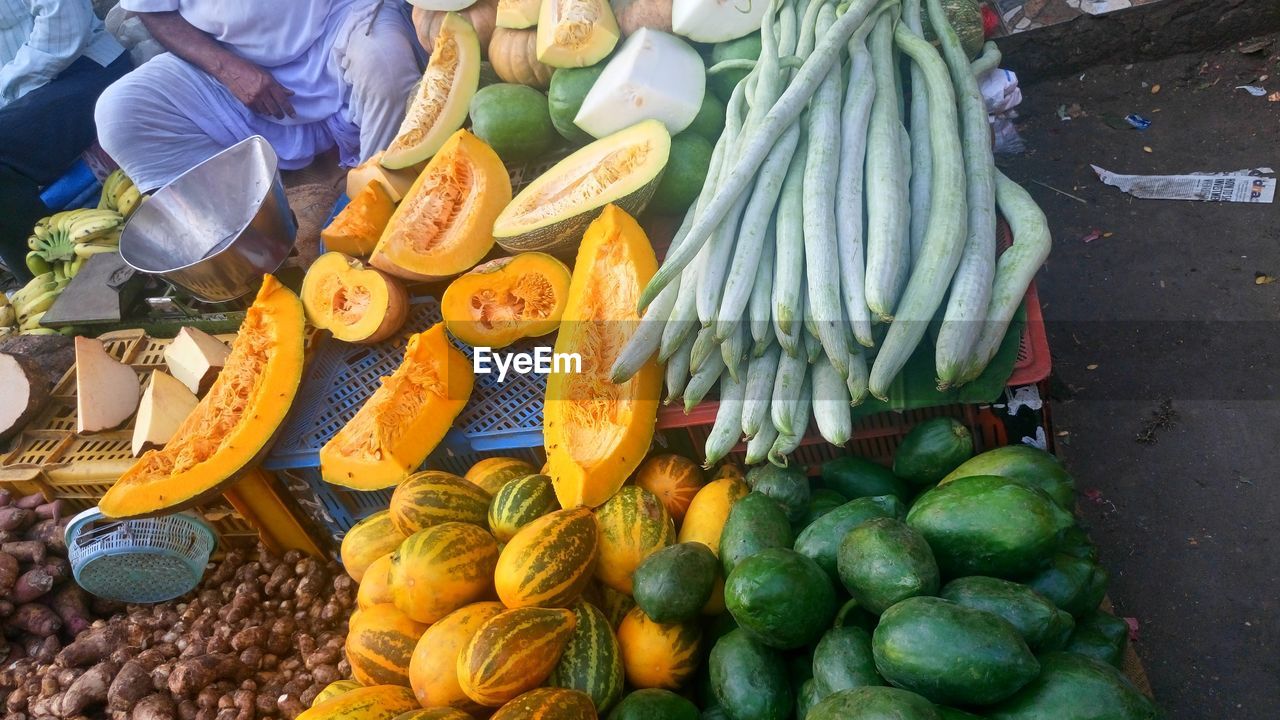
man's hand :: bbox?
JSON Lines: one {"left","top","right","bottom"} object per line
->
{"left": 136, "top": 11, "right": 297, "bottom": 120}
{"left": 218, "top": 54, "right": 296, "bottom": 120}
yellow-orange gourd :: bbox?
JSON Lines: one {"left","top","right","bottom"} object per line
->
{"left": 441, "top": 252, "right": 571, "bottom": 349}
{"left": 302, "top": 252, "right": 409, "bottom": 344}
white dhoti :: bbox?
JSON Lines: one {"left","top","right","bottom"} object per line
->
{"left": 95, "top": 0, "right": 421, "bottom": 192}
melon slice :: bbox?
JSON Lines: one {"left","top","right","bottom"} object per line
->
{"left": 0, "top": 353, "right": 48, "bottom": 442}
{"left": 574, "top": 28, "right": 705, "bottom": 138}
{"left": 75, "top": 337, "right": 141, "bottom": 434}
{"left": 536, "top": 0, "right": 621, "bottom": 68}
{"left": 164, "top": 327, "right": 230, "bottom": 395}
{"left": 346, "top": 152, "right": 422, "bottom": 202}
{"left": 322, "top": 181, "right": 396, "bottom": 257}
{"left": 492, "top": 119, "right": 671, "bottom": 256}
{"left": 131, "top": 371, "right": 199, "bottom": 457}
{"left": 496, "top": 0, "right": 540, "bottom": 28}
{"left": 382, "top": 13, "right": 482, "bottom": 170}
{"left": 671, "top": 0, "right": 769, "bottom": 43}
{"left": 408, "top": 0, "right": 479, "bottom": 10}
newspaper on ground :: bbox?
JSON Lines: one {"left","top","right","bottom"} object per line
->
{"left": 1091, "top": 166, "right": 1276, "bottom": 203}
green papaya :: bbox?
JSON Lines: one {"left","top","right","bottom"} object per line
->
{"left": 709, "top": 629, "right": 793, "bottom": 720}
{"left": 725, "top": 548, "right": 837, "bottom": 649}
{"left": 987, "top": 652, "right": 1160, "bottom": 720}
{"left": 893, "top": 418, "right": 973, "bottom": 485}
{"left": 940, "top": 445, "right": 1075, "bottom": 509}
{"left": 720, "top": 492, "right": 794, "bottom": 576}
{"left": 807, "top": 686, "right": 941, "bottom": 720}
{"left": 812, "top": 626, "right": 882, "bottom": 696}
{"left": 838, "top": 518, "right": 940, "bottom": 615}
{"left": 940, "top": 576, "right": 1075, "bottom": 651}
{"left": 632, "top": 542, "right": 719, "bottom": 623}
{"left": 1065, "top": 611, "right": 1130, "bottom": 668}
{"left": 745, "top": 464, "right": 811, "bottom": 523}
{"left": 795, "top": 495, "right": 905, "bottom": 582}
{"left": 821, "top": 456, "right": 913, "bottom": 502}
{"left": 1025, "top": 553, "right": 1109, "bottom": 617}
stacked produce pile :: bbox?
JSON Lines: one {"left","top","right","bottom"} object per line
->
{"left": 3, "top": 170, "right": 141, "bottom": 338}
{"left": 315, "top": 420, "right": 1158, "bottom": 720}
{"left": 1, "top": 543, "right": 355, "bottom": 720}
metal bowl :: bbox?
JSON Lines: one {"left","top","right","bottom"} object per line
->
{"left": 119, "top": 136, "right": 297, "bottom": 303}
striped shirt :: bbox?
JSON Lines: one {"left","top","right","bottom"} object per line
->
{"left": 0, "top": 0, "right": 124, "bottom": 106}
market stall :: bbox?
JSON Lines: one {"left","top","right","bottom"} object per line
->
{"left": 0, "top": 0, "right": 1163, "bottom": 717}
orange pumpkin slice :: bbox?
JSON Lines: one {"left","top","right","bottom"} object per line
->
{"left": 441, "top": 252, "right": 570, "bottom": 349}
{"left": 302, "top": 252, "right": 409, "bottom": 344}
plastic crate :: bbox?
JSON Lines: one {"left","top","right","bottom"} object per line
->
{"left": 263, "top": 296, "right": 551, "bottom": 535}
{"left": 0, "top": 329, "right": 329, "bottom": 555}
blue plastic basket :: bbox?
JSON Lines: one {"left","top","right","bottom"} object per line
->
{"left": 265, "top": 296, "right": 549, "bottom": 536}
{"left": 66, "top": 508, "right": 216, "bottom": 603}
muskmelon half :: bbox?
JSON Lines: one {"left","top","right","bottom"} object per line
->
{"left": 492, "top": 119, "right": 670, "bottom": 256}
{"left": 382, "top": 12, "right": 482, "bottom": 170}
{"left": 536, "top": 0, "right": 620, "bottom": 67}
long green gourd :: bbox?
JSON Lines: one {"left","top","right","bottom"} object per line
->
{"left": 903, "top": 0, "right": 932, "bottom": 263}
{"left": 931, "top": 0, "right": 999, "bottom": 387}
{"left": 868, "top": 21, "right": 969, "bottom": 400}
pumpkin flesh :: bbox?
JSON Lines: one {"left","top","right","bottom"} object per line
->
{"left": 373, "top": 129, "right": 512, "bottom": 282}
{"left": 320, "top": 323, "right": 474, "bottom": 490}
{"left": 442, "top": 252, "right": 571, "bottom": 348}
{"left": 544, "top": 204, "right": 661, "bottom": 509}
{"left": 384, "top": 13, "right": 480, "bottom": 169}
{"left": 100, "top": 276, "right": 305, "bottom": 518}
{"left": 302, "top": 252, "right": 409, "bottom": 344}
{"left": 322, "top": 181, "right": 397, "bottom": 257}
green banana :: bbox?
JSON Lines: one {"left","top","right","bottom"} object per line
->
{"left": 25, "top": 251, "right": 51, "bottom": 276}
{"left": 20, "top": 328, "right": 59, "bottom": 336}
{"left": 66, "top": 257, "right": 84, "bottom": 278}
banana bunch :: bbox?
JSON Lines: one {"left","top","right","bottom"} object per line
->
{"left": 1, "top": 271, "right": 70, "bottom": 336}
{"left": 26, "top": 207, "right": 124, "bottom": 281}
{"left": 98, "top": 169, "right": 142, "bottom": 218}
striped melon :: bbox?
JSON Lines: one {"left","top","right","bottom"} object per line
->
{"left": 495, "top": 507, "right": 600, "bottom": 608}
{"left": 676, "top": 477, "right": 749, "bottom": 556}
{"left": 596, "top": 583, "right": 636, "bottom": 630}
{"left": 311, "top": 680, "right": 362, "bottom": 707}
{"left": 616, "top": 607, "right": 702, "bottom": 689}
{"left": 491, "top": 688, "right": 597, "bottom": 720}
{"left": 390, "top": 470, "right": 492, "bottom": 534}
{"left": 358, "top": 553, "right": 396, "bottom": 609}
{"left": 457, "top": 607, "right": 578, "bottom": 706}
{"left": 595, "top": 486, "right": 675, "bottom": 594}
{"left": 296, "top": 685, "right": 420, "bottom": 720}
{"left": 489, "top": 474, "right": 560, "bottom": 542}
{"left": 633, "top": 454, "right": 705, "bottom": 525}
{"left": 466, "top": 456, "right": 539, "bottom": 495}
{"left": 391, "top": 522, "right": 500, "bottom": 624}
{"left": 391, "top": 710, "right": 473, "bottom": 720}
{"left": 342, "top": 510, "right": 408, "bottom": 582}
{"left": 409, "top": 601, "right": 506, "bottom": 712}
{"left": 549, "top": 600, "right": 624, "bottom": 712}
{"left": 345, "top": 604, "right": 429, "bottom": 687}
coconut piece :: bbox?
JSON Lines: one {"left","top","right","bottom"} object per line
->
{"left": 74, "top": 337, "right": 141, "bottom": 434}
{"left": 163, "top": 327, "right": 230, "bottom": 395}
{"left": 131, "top": 371, "right": 199, "bottom": 456}
{"left": 0, "top": 353, "right": 49, "bottom": 442}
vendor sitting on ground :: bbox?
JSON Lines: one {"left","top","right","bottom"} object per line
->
{"left": 1, "top": 0, "right": 129, "bottom": 282}
{"left": 94, "top": 0, "right": 421, "bottom": 193}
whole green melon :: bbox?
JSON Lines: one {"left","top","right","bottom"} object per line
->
{"left": 548, "top": 65, "right": 605, "bottom": 144}
{"left": 468, "top": 83, "right": 555, "bottom": 165}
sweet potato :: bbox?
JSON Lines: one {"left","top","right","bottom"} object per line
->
{"left": 0, "top": 599, "right": 13, "bottom": 617}
{"left": 9, "top": 603, "right": 61, "bottom": 636}
{"left": 132, "top": 694, "right": 177, "bottom": 720}
{"left": 108, "top": 660, "right": 152, "bottom": 712}
{"left": 41, "top": 556, "right": 70, "bottom": 585}
{"left": 0, "top": 551, "right": 17, "bottom": 590}
{"left": 12, "top": 566, "right": 54, "bottom": 603}
{"left": 0, "top": 489, "right": 10, "bottom": 507}
{"left": 168, "top": 654, "right": 243, "bottom": 696}
{"left": 30, "top": 634, "right": 59, "bottom": 664}
{"left": 57, "top": 625, "right": 121, "bottom": 667}
{"left": 59, "top": 659, "right": 118, "bottom": 716}
{"left": 23, "top": 518, "right": 67, "bottom": 552}
{"left": 14, "top": 493, "right": 45, "bottom": 510}
{"left": 50, "top": 584, "right": 92, "bottom": 636}
{"left": 32, "top": 500, "right": 65, "bottom": 521}
{"left": 0, "top": 507, "right": 32, "bottom": 531}
{"left": 3, "top": 540, "right": 46, "bottom": 564}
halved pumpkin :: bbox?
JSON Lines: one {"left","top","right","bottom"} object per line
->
{"left": 544, "top": 205, "right": 661, "bottom": 509}
{"left": 493, "top": 120, "right": 670, "bottom": 256}
{"left": 496, "top": 0, "right": 539, "bottom": 28}
{"left": 302, "top": 252, "right": 409, "bottom": 344}
{"left": 347, "top": 152, "right": 422, "bottom": 203}
{"left": 322, "top": 182, "right": 396, "bottom": 257}
{"left": 371, "top": 129, "right": 512, "bottom": 282}
{"left": 99, "top": 276, "right": 305, "bottom": 518}
{"left": 536, "top": 0, "right": 620, "bottom": 68}
{"left": 441, "top": 252, "right": 571, "bottom": 348}
{"left": 320, "top": 323, "right": 474, "bottom": 490}
{"left": 382, "top": 13, "right": 482, "bottom": 169}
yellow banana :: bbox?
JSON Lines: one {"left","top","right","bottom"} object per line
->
{"left": 0, "top": 292, "right": 8, "bottom": 309}
{"left": 98, "top": 170, "right": 127, "bottom": 210}
{"left": 9, "top": 277, "right": 55, "bottom": 308}
{"left": 67, "top": 212, "right": 123, "bottom": 244}
{"left": 17, "top": 289, "right": 61, "bottom": 320}
{"left": 19, "top": 311, "right": 47, "bottom": 331}
{"left": 74, "top": 243, "right": 121, "bottom": 260}
{"left": 21, "top": 328, "right": 59, "bottom": 336}
{"left": 117, "top": 185, "right": 143, "bottom": 218}
{"left": 0, "top": 327, "right": 14, "bottom": 338}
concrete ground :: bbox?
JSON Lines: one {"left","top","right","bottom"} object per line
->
{"left": 1004, "top": 33, "right": 1280, "bottom": 719}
